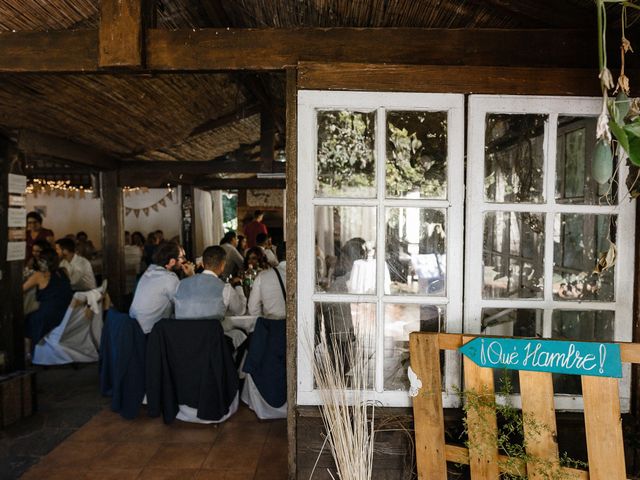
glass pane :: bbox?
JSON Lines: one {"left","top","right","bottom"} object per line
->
{"left": 556, "top": 116, "right": 616, "bottom": 205}
{"left": 481, "top": 308, "right": 543, "bottom": 394}
{"left": 316, "top": 110, "right": 376, "bottom": 197}
{"left": 553, "top": 214, "right": 615, "bottom": 301}
{"left": 483, "top": 212, "right": 545, "bottom": 299}
{"left": 386, "top": 208, "right": 446, "bottom": 296}
{"left": 484, "top": 114, "right": 547, "bottom": 203}
{"left": 551, "top": 310, "right": 615, "bottom": 394}
{"left": 314, "top": 302, "right": 376, "bottom": 389}
{"left": 315, "top": 206, "right": 377, "bottom": 294}
{"left": 386, "top": 111, "right": 447, "bottom": 199}
{"left": 384, "top": 304, "right": 446, "bottom": 391}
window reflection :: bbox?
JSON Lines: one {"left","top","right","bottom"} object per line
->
{"left": 384, "top": 304, "right": 446, "bottom": 391}
{"left": 484, "top": 114, "right": 546, "bottom": 203}
{"left": 314, "top": 302, "right": 376, "bottom": 389}
{"left": 553, "top": 214, "right": 615, "bottom": 301}
{"left": 316, "top": 110, "right": 376, "bottom": 198}
{"left": 483, "top": 212, "right": 545, "bottom": 299}
{"left": 386, "top": 111, "right": 447, "bottom": 199}
{"left": 556, "top": 116, "right": 615, "bottom": 205}
{"left": 315, "top": 206, "right": 381, "bottom": 294}
{"left": 386, "top": 208, "right": 446, "bottom": 296}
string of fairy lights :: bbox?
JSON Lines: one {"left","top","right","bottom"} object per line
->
{"left": 26, "top": 178, "right": 146, "bottom": 197}
{"left": 25, "top": 178, "right": 177, "bottom": 217}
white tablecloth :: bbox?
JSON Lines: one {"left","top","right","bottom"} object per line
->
{"left": 222, "top": 315, "right": 258, "bottom": 333}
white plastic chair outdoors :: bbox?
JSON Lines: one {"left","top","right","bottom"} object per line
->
{"left": 33, "top": 280, "right": 107, "bottom": 365}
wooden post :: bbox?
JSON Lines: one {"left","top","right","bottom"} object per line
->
{"left": 260, "top": 106, "right": 275, "bottom": 173}
{"left": 0, "top": 136, "right": 25, "bottom": 372}
{"left": 99, "top": 0, "right": 155, "bottom": 68}
{"left": 100, "top": 170, "right": 125, "bottom": 311}
{"left": 284, "top": 66, "right": 297, "bottom": 480}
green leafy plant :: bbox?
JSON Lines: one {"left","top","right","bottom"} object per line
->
{"left": 457, "top": 376, "right": 587, "bottom": 480}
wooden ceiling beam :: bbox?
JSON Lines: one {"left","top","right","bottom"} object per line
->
{"left": 0, "top": 30, "right": 98, "bottom": 72}
{"left": 119, "top": 158, "right": 284, "bottom": 177}
{"left": 145, "top": 28, "right": 597, "bottom": 70}
{"left": 0, "top": 28, "right": 600, "bottom": 73}
{"left": 194, "top": 177, "right": 286, "bottom": 190}
{"left": 17, "top": 130, "right": 119, "bottom": 170}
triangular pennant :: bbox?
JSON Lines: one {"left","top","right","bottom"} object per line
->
{"left": 125, "top": 208, "right": 132, "bottom": 216}
{"left": 143, "top": 207, "right": 150, "bottom": 216}
{"left": 134, "top": 209, "right": 140, "bottom": 218}
{"left": 167, "top": 191, "right": 173, "bottom": 201}
{"left": 159, "top": 198, "right": 166, "bottom": 207}
{"left": 79, "top": 190, "right": 86, "bottom": 199}
{"left": 124, "top": 190, "right": 130, "bottom": 197}
{"left": 141, "top": 187, "right": 149, "bottom": 193}
{"left": 151, "top": 204, "right": 159, "bottom": 212}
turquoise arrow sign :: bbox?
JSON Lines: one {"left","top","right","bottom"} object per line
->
{"left": 459, "top": 337, "right": 622, "bottom": 378}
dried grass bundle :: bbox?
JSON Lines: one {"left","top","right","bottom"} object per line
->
{"left": 310, "top": 309, "right": 376, "bottom": 480}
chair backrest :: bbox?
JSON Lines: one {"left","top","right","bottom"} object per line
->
{"left": 409, "top": 332, "right": 640, "bottom": 480}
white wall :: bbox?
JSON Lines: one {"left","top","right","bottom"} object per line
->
{"left": 25, "top": 188, "right": 182, "bottom": 249}
{"left": 26, "top": 192, "right": 102, "bottom": 247}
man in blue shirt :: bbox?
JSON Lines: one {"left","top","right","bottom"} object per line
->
{"left": 130, "top": 242, "right": 195, "bottom": 334}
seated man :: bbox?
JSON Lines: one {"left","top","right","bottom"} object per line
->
{"left": 174, "top": 245, "right": 246, "bottom": 319}
{"left": 130, "top": 242, "right": 194, "bottom": 334}
{"left": 219, "top": 231, "right": 245, "bottom": 281}
{"left": 256, "top": 233, "right": 278, "bottom": 267}
{"left": 55, "top": 238, "right": 97, "bottom": 292}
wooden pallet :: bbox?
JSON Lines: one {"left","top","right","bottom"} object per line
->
{"left": 409, "top": 332, "right": 640, "bottom": 480}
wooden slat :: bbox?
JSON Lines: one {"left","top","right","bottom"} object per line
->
{"left": 582, "top": 376, "right": 626, "bottom": 480}
{"left": 519, "top": 371, "right": 559, "bottom": 479}
{"left": 444, "top": 444, "right": 588, "bottom": 479}
{"left": 188, "top": 102, "right": 261, "bottom": 138}
{"left": 0, "top": 30, "right": 98, "bottom": 72}
{"left": 410, "top": 333, "right": 448, "bottom": 479}
{"left": 298, "top": 63, "right": 603, "bottom": 96}
{"left": 99, "top": 0, "right": 145, "bottom": 68}
{"left": 463, "top": 335, "right": 500, "bottom": 480}
{"left": 437, "top": 333, "right": 464, "bottom": 351}
{"left": 620, "top": 343, "right": 640, "bottom": 364}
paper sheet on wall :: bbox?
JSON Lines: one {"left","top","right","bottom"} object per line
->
{"left": 8, "top": 207, "right": 26, "bottom": 227}
{"left": 8, "top": 174, "right": 27, "bottom": 194}
{"left": 7, "top": 241, "right": 26, "bottom": 261}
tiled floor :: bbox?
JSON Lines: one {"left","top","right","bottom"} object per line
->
{"left": 20, "top": 405, "right": 288, "bottom": 480}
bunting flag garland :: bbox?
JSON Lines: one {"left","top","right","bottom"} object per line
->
{"left": 124, "top": 189, "right": 175, "bottom": 217}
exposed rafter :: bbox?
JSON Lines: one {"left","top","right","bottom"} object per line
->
{"left": 188, "top": 102, "right": 260, "bottom": 138}
{"left": 17, "top": 130, "right": 119, "bottom": 170}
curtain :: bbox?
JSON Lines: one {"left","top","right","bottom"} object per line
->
{"left": 211, "top": 190, "right": 225, "bottom": 246}
{"left": 194, "top": 189, "right": 215, "bottom": 255}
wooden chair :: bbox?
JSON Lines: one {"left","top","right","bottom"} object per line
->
{"left": 409, "top": 332, "right": 640, "bottom": 480}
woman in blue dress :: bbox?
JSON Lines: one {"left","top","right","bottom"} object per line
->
{"left": 23, "top": 247, "right": 73, "bottom": 347}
